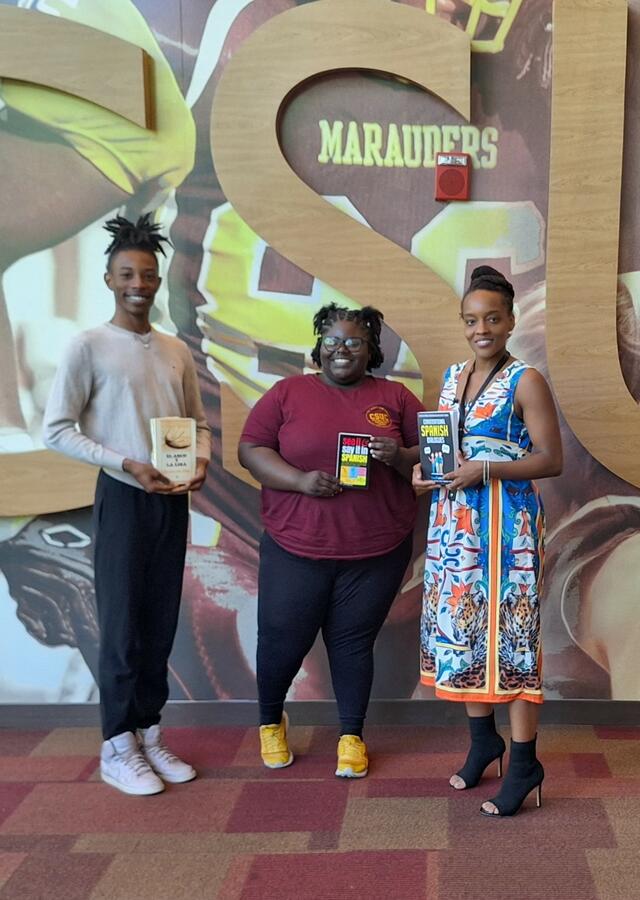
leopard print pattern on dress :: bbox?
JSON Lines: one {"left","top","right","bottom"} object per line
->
{"left": 443, "top": 661, "right": 487, "bottom": 690}
{"left": 420, "top": 579, "right": 439, "bottom": 675}
{"left": 498, "top": 587, "right": 541, "bottom": 691}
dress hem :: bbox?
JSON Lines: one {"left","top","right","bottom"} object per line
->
{"left": 420, "top": 674, "right": 544, "bottom": 705}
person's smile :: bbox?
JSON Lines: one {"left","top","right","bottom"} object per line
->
{"left": 319, "top": 323, "right": 371, "bottom": 387}
{"left": 123, "top": 292, "right": 153, "bottom": 306}
{"left": 330, "top": 354, "right": 356, "bottom": 369}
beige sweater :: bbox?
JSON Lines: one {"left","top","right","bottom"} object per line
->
{"left": 43, "top": 323, "right": 211, "bottom": 489}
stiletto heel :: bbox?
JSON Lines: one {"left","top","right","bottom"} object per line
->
{"left": 451, "top": 712, "right": 506, "bottom": 790}
{"left": 480, "top": 735, "right": 544, "bottom": 817}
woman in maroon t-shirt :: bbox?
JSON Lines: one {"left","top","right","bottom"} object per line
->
{"left": 239, "top": 303, "right": 423, "bottom": 778}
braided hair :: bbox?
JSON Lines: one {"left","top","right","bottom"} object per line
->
{"left": 104, "top": 213, "right": 171, "bottom": 271}
{"left": 463, "top": 265, "right": 515, "bottom": 315}
{"left": 310, "top": 303, "right": 384, "bottom": 371}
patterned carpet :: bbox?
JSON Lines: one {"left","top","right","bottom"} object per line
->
{"left": 0, "top": 723, "right": 639, "bottom": 899}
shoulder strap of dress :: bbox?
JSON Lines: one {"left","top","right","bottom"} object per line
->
{"left": 506, "top": 360, "right": 531, "bottom": 389}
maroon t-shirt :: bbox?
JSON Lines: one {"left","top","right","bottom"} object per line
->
{"left": 240, "top": 374, "right": 423, "bottom": 559}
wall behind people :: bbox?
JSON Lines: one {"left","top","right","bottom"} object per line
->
{"left": 0, "top": 0, "right": 637, "bottom": 703}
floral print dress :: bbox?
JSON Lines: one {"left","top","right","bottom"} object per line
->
{"left": 420, "top": 360, "right": 544, "bottom": 704}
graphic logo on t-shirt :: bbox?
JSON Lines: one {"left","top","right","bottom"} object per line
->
{"left": 365, "top": 405, "right": 392, "bottom": 428}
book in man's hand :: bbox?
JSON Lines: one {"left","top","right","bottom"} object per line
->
{"left": 418, "top": 409, "right": 460, "bottom": 483}
{"left": 150, "top": 417, "right": 196, "bottom": 482}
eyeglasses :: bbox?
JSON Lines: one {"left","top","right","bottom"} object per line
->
{"left": 321, "top": 336, "right": 367, "bottom": 351}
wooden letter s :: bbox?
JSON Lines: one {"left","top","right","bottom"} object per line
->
{"left": 211, "top": 0, "right": 471, "bottom": 484}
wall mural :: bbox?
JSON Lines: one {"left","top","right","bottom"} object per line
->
{"left": 0, "top": 0, "right": 637, "bottom": 704}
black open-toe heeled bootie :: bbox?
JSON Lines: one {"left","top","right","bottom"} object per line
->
{"left": 452, "top": 712, "right": 506, "bottom": 790}
{"left": 480, "top": 735, "right": 544, "bottom": 817}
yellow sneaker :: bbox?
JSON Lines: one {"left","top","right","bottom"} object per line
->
{"left": 336, "top": 734, "right": 368, "bottom": 778}
{"left": 259, "top": 711, "right": 294, "bottom": 769}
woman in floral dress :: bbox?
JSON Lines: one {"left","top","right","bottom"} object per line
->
{"left": 413, "top": 266, "right": 562, "bottom": 816}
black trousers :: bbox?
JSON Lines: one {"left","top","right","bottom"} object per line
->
{"left": 257, "top": 531, "right": 413, "bottom": 736}
{"left": 93, "top": 471, "right": 189, "bottom": 740}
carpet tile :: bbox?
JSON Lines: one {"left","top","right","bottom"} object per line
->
{"left": 226, "top": 781, "right": 347, "bottom": 833}
{"left": 0, "top": 724, "right": 639, "bottom": 899}
{"left": 598, "top": 743, "right": 640, "bottom": 779}
{"left": 216, "top": 854, "right": 255, "bottom": 900}
{"left": 29, "top": 728, "right": 102, "bottom": 757}
{"left": 571, "top": 753, "right": 612, "bottom": 778}
{"left": 436, "top": 848, "right": 601, "bottom": 900}
{"left": 449, "top": 794, "right": 617, "bottom": 849}
{"left": 599, "top": 798, "right": 640, "bottom": 848}
{"left": 0, "top": 854, "right": 25, "bottom": 890}
{"left": 339, "top": 796, "right": 448, "bottom": 851}
{"left": 366, "top": 776, "right": 478, "bottom": 798}
{"left": 238, "top": 850, "right": 429, "bottom": 900}
{"left": 594, "top": 727, "right": 640, "bottom": 741}
{"left": 0, "top": 733, "right": 48, "bottom": 758}
{"left": 72, "top": 832, "right": 310, "bottom": 855}
{"left": 0, "top": 785, "right": 33, "bottom": 828}
{"left": 0, "top": 835, "right": 76, "bottom": 853}
{"left": 1, "top": 781, "right": 241, "bottom": 834}
{"left": 536, "top": 728, "right": 605, "bottom": 753}
{"left": 369, "top": 751, "right": 463, "bottom": 779}
{"left": 587, "top": 848, "right": 640, "bottom": 900}
{"left": 157, "top": 726, "right": 247, "bottom": 769}
{"left": 0, "top": 756, "right": 96, "bottom": 783}
{"left": 90, "top": 852, "right": 230, "bottom": 900}
{"left": 0, "top": 850, "right": 111, "bottom": 900}
{"left": 544, "top": 777, "right": 640, "bottom": 799}
{"left": 307, "top": 830, "right": 340, "bottom": 851}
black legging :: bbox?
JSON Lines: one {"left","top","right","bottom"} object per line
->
{"left": 257, "top": 531, "right": 413, "bottom": 736}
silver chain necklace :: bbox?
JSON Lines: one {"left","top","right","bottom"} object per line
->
{"left": 134, "top": 330, "right": 152, "bottom": 350}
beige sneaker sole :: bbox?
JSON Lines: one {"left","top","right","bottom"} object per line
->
{"left": 101, "top": 769, "right": 165, "bottom": 796}
{"left": 151, "top": 766, "right": 197, "bottom": 784}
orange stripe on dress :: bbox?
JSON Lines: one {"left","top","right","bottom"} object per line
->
{"left": 433, "top": 685, "right": 544, "bottom": 704}
{"left": 535, "top": 502, "right": 545, "bottom": 686}
{"left": 487, "top": 479, "right": 502, "bottom": 697}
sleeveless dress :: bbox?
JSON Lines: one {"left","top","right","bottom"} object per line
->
{"left": 420, "top": 360, "right": 544, "bottom": 704}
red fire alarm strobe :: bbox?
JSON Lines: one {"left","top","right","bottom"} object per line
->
{"left": 435, "top": 152, "right": 471, "bottom": 201}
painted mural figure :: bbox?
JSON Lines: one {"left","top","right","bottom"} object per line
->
{"left": 42, "top": 216, "right": 211, "bottom": 796}
{"left": 239, "top": 304, "right": 422, "bottom": 777}
{"left": 413, "top": 266, "right": 562, "bottom": 816}
{"left": 2, "top": 0, "right": 640, "bottom": 710}
{"left": 0, "top": 0, "right": 195, "bottom": 453}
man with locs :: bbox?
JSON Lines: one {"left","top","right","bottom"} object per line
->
{"left": 43, "top": 215, "right": 210, "bottom": 795}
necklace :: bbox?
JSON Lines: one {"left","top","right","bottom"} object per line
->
{"left": 134, "top": 330, "right": 152, "bottom": 350}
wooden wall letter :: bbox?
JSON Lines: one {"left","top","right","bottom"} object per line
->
{"left": 0, "top": 6, "right": 152, "bottom": 128}
{"left": 546, "top": 0, "right": 633, "bottom": 484}
{"left": 211, "top": 0, "right": 470, "bottom": 485}
{"left": 0, "top": 7, "right": 153, "bottom": 516}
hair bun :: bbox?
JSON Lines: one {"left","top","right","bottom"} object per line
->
{"left": 469, "top": 265, "right": 514, "bottom": 299}
{"left": 470, "top": 265, "right": 501, "bottom": 280}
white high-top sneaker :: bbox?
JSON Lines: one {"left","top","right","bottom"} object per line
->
{"left": 138, "top": 725, "right": 197, "bottom": 784}
{"left": 101, "top": 731, "right": 164, "bottom": 796}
